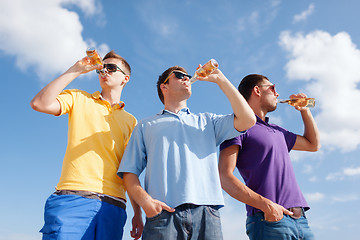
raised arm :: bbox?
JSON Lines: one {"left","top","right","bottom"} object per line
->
{"left": 290, "top": 94, "right": 321, "bottom": 152}
{"left": 198, "top": 69, "right": 256, "bottom": 132}
{"left": 219, "top": 144, "right": 292, "bottom": 222}
{"left": 30, "top": 58, "right": 100, "bottom": 115}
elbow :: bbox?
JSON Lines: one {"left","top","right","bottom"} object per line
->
{"left": 30, "top": 97, "right": 48, "bottom": 113}
{"left": 30, "top": 98, "right": 41, "bottom": 112}
{"left": 312, "top": 142, "right": 321, "bottom": 152}
{"left": 308, "top": 142, "right": 321, "bottom": 152}
{"left": 30, "top": 97, "right": 60, "bottom": 115}
{"left": 218, "top": 168, "right": 230, "bottom": 190}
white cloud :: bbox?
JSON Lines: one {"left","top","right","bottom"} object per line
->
{"left": 302, "top": 164, "right": 313, "bottom": 174}
{"left": 0, "top": 0, "right": 108, "bottom": 81}
{"left": 279, "top": 30, "right": 360, "bottom": 152}
{"left": 304, "top": 192, "right": 325, "bottom": 203}
{"left": 343, "top": 166, "right": 360, "bottom": 176}
{"left": 326, "top": 166, "right": 360, "bottom": 180}
{"left": 289, "top": 148, "right": 323, "bottom": 163}
{"left": 331, "top": 194, "right": 359, "bottom": 203}
{"left": 268, "top": 115, "right": 283, "bottom": 126}
{"left": 135, "top": 2, "right": 178, "bottom": 38}
{"left": 293, "top": 3, "right": 315, "bottom": 23}
{"left": 271, "top": 0, "right": 282, "bottom": 7}
{"left": 236, "top": 2, "right": 279, "bottom": 36}
{"left": 309, "top": 176, "right": 318, "bottom": 182}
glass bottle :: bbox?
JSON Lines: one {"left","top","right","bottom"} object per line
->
{"left": 278, "top": 98, "right": 315, "bottom": 108}
{"left": 86, "top": 47, "right": 103, "bottom": 66}
{"left": 189, "top": 59, "right": 219, "bottom": 84}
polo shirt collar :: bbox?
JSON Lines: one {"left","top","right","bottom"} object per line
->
{"left": 256, "top": 115, "right": 270, "bottom": 124}
{"left": 92, "top": 91, "right": 102, "bottom": 99}
{"left": 159, "top": 107, "right": 191, "bottom": 115}
{"left": 91, "top": 91, "right": 125, "bottom": 109}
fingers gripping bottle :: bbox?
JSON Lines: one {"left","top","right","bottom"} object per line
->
{"left": 279, "top": 98, "right": 315, "bottom": 108}
{"left": 86, "top": 47, "right": 103, "bottom": 66}
{"left": 189, "top": 59, "right": 219, "bottom": 84}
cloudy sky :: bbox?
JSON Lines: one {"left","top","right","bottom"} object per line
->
{"left": 1, "top": 0, "right": 360, "bottom": 239}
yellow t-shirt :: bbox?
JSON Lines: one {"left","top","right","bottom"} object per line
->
{"left": 55, "top": 90, "right": 137, "bottom": 200}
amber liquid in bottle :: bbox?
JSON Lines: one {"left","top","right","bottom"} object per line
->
{"left": 86, "top": 47, "right": 103, "bottom": 66}
{"left": 189, "top": 59, "right": 219, "bottom": 84}
{"left": 279, "top": 98, "right": 315, "bottom": 108}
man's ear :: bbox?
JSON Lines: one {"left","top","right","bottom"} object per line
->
{"left": 160, "top": 82, "right": 168, "bottom": 92}
{"left": 120, "top": 75, "right": 130, "bottom": 87}
{"left": 253, "top": 85, "right": 261, "bottom": 97}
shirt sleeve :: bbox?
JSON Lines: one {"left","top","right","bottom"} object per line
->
{"left": 117, "top": 122, "right": 147, "bottom": 178}
{"left": 56, "top": 89, "right": 76, "bottom": 116}
{"left": 211, "top": 113, "right": 244, "bottom": 146}
{"left": 220, "top": 134, "right": 243, "bottom": 151}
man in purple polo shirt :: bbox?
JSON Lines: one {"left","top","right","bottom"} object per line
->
{"left": 219, "top": 74, "right": 320, "bottom": 240}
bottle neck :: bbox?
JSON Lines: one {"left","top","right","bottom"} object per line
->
{"left": 189, "top": 72, "right": 198, "bottom": 84}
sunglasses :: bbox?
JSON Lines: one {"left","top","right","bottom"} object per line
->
{"left": 96, "top": 63, "right": 127, "bottom": 75}
{"left": 259, "top": 84, "right": 276, "bottom": 91}
{"left": 163, "top": 71, "right": 192, "bottom": 84}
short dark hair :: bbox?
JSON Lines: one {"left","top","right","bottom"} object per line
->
{"left": 157, "top": 66, "right": 187, "bottom": 104}
{"left": 103, "top": 50, "right": 131, "bottom": 76}
{"left": 238, "top": 74, "right": 269, "bottom": 101}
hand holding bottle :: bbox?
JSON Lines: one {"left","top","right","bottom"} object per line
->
{"left": 76, "top": 48, "right": 103, "bottom": 74}
{"left": 278, "top": 93, "right": 315, "bottom": 109}
{"left": 189, "top": 59, "right": 219, "bottom": 84}
{"left": 86, "top": 47, "right": 103, "bottom": 66}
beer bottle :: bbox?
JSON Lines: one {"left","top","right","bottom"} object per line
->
{"left": 86, "top": 47, "right": 103, "bottom": 66}
{"left": 279, "top": 98, "right": 315, "bottom": 108}
{"left": 189, "top": 59, "right": 219, "bottom": 84}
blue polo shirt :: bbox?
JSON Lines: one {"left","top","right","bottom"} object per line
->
{"left": 118, "top": 108, "right": 241, "bottom": 208}
{"left": 220, "top": 115, "right": 309, "bottom": 216}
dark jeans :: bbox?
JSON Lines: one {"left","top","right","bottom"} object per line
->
{"left": 246, "top": 212, "right": 315, "bottom": 240}
{"left": 143, "top": 204, "right": 223, "bottom": 240}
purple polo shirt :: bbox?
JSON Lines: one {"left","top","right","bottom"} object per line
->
{"left": 220, "top": 115, "right": 309, "bottom": 216}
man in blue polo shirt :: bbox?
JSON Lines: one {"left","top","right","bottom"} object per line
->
{"left": 117, "top": 65, "right": 256, "bottom": 240}
{"left": 219, "top": 74, "right": 320, "bottom": 240}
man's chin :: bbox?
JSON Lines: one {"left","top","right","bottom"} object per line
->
{"left": 268, "top": 105, "right": 277, "bottom": 113}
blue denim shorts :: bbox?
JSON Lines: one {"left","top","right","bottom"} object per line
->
{"left": 246, "top": 212, "right": 315, "bottom": 240}
{"left": 40, "top": 194, "right": 127, "bottom": 240}
{"left": 142, "top": 204, "right": 223, "bottom": 240}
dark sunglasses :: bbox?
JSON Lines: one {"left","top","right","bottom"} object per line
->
{"left": 259, "top": 84, "right": 276, "bottom": 91}
{"left": 96, "top": 63, "right": 127, "bottom": 75}
{"left": 163, "top": 71, "right": 192, "bottom": 84}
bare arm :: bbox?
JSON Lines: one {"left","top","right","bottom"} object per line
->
{"left": 123, "top": 173, "right": 175, "bottom": 218}
{"left": 219, "top": 145, "right": 292, "bottom": 221}
{"left": 30, "top": 58, "right": 101, "bottom": 115}
{"left": 128, "top": 196, "right": 144, "bottom": 240}
{"left": 198, "top": 69, "right": 256, "bottom": 132}
{"left": 290, "top": 94, "right": 321, "bottom": 152}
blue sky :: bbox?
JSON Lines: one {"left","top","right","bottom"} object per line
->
{"left": 1, "top": 0, "right": 360, "bottom": 239}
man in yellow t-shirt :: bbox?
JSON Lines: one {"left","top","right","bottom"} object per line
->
{"left": 31, "top": 50, "right": 143, "bottom": 240}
